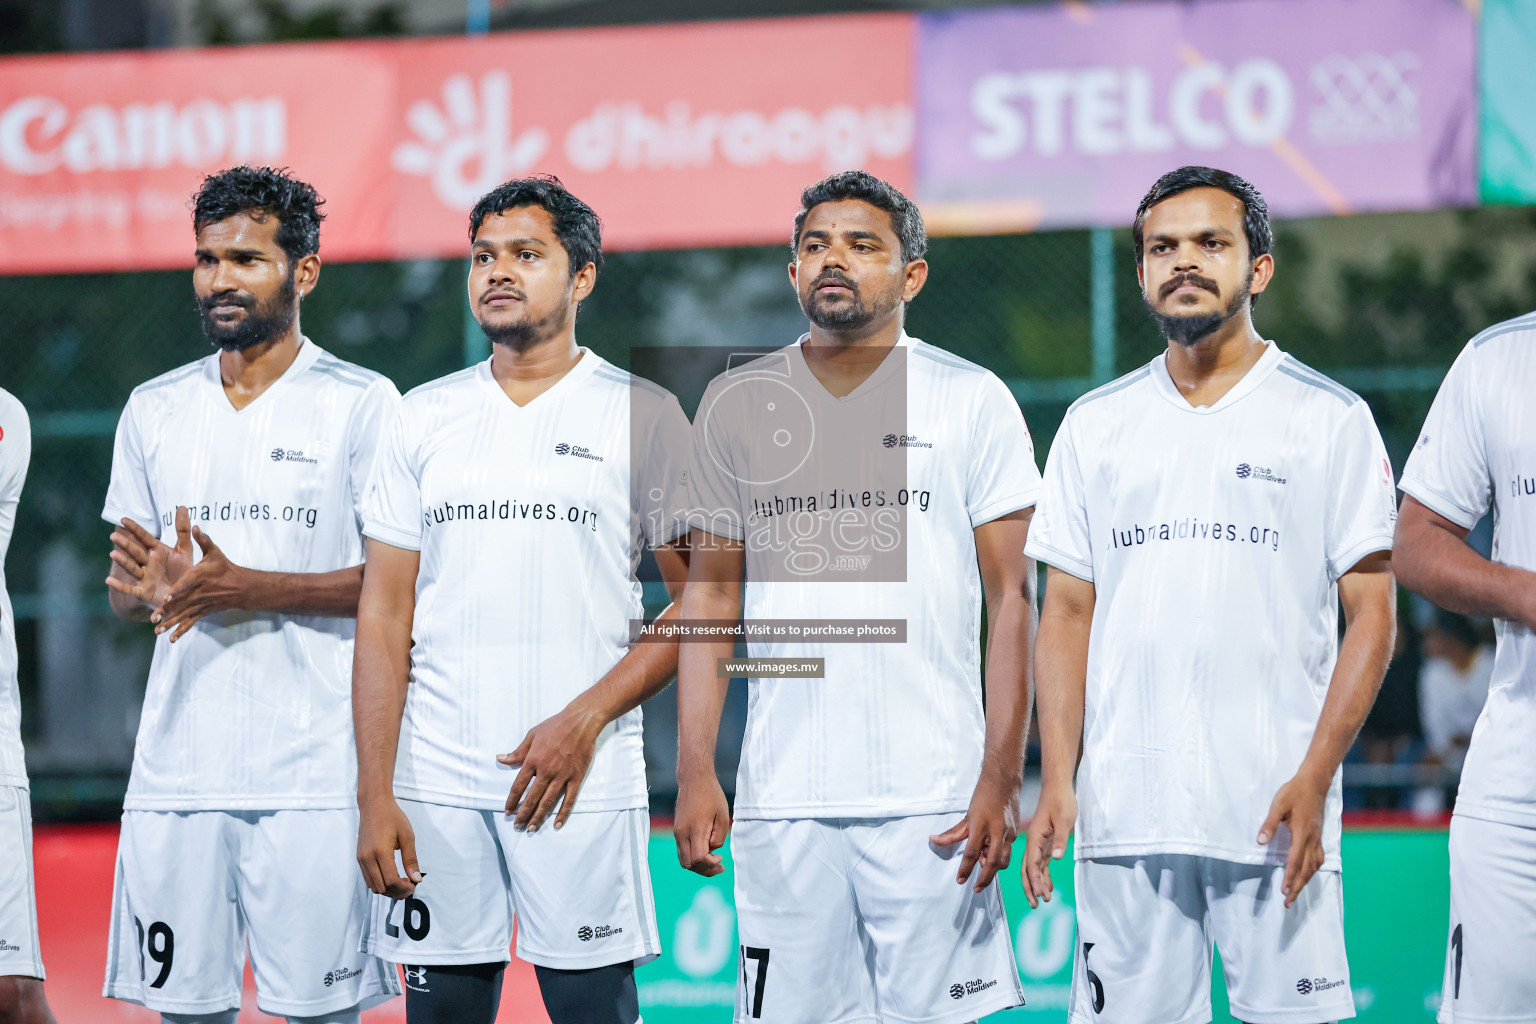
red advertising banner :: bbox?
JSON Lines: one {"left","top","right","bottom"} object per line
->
{"left": 0, "top": 14, "right": 915, "bottom": 274}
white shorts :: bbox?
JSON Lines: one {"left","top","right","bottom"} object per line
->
{"left": 1072, "top": 855, "right": 1353, "bottom": 1024}
{"left": 0, "top": 786, "right": 44, "bottom": 979}
{"left": 103, "top": 808, "right": 401, "bottom": 1016}
{"left": 731, "top": 814, "right": 1025, "bottom": 1024}
{"left": 361, "top": 800, "right": 660, "bottom": 970}
{"left": 1439, "top": 814, "right": 1536, "bottom": 1023}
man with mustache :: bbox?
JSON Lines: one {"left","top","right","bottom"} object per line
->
{"left": 352, "top": 176, "right": 691, "bottom": 1024}
{"left": 101, "top": 166, "right": 402, "bottom": 1023}
{"left": 676, "top": 170, "right": 1038, "bottom": 1022}
{"left": 1024, "top": 166, "right": 1397, "bottom": 1024}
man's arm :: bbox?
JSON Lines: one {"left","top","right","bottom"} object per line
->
{"left": 1395, "top": 496, "right": 1536, "bottom": 627}
{"left": 931, "top": 508, "right": 1035, "bottom": 893}
{"left": 1258, "top": 550, "right": 1395, "bottom": 907}
{"left": 353, "top": 538, "right": 422, "bottom": 900}
{"left": 500, "top": 538, "right": 692, "bottom": 831}
{"left": 673, "top": 528, "right": 743, "bottom": 877}
{"left": 153, "top": 523, "right": 364, "bottom": 637}
{"left": 108, "top": 505, "right": 365, "bottom": 640}
{"left": 1023, "top": 566, "right": 1094, "bottom": 908}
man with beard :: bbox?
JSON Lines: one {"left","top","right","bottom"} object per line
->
{"left": 675, "top": 170, "right": 1038, "bottom": 1023}
{"left": 353, "top": 176, "right": 691, "bottom": 1024}
{"left": 101, "top": 166, "right": 401, "bottom": 1023}
{"left": 1023, "top": 166, "right": 1397, "bottom": 1024}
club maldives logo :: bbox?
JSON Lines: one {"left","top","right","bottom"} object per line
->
{"left": 883, "top": 433, "right": 933, "bottom": 449}
{"left": 949, "top": 978, "right": 997, "bottom": 999}
{"left": 1296, "top": 976, "right": 1346, "bottom": 996}
{"left": 554, "top": 441, "right": 604, "bottom": 461}
{"left": 270, "top": 447, "right": 319, "bottom": 465}
{"left": 392, "top": 72, "right": 914, "bottom": 211}
{"left": 323, "top": 966, "right": 362, "bottom": 987}
{"left": 1236, "top": 462, "right": 1286, "bottom": 484}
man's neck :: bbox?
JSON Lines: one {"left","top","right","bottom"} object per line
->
{"left": 802, "top": 314, "right": 903, "bottom": 398}
{"left": 489, "top": 329, "right": 582, "bottom": 407}
{"left": 219, "top": 323, "right": 303, "bottom": 411}
{"left": 1163, "top": 315, "right": 1268, "bottom": 408}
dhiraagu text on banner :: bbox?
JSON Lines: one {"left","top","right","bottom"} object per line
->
{"left": 638, "top": 829, "right": 1451, "bottom": 1022}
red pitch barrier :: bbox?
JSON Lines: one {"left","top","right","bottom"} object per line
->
{"left": 31, "top": 824, "right": 550, "bottom": 1023}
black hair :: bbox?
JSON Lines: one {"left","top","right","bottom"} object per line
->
{"left": 792, "top": 170, "right": 927, "bottom": 264}
{"left": 1133, "top": 165, "right": 1272, "bottom": 270}
{"left": 192, "top": 166, "right": 325, "bottom": 259}
{"left": 468, "top": 175, "right": 603, "bottom": 277}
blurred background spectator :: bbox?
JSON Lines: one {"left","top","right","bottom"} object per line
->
{"left": 1353, "top": 608, "right": 1424, "bottom": 810}
{"left": 1413, "top": 610, "right": 1495, "bottom": 814}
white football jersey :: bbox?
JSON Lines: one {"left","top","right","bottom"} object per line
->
{"left": 362, "top": 351, "right": 691, "bottom": 812}
{"left": 102, "top": 340, "right": 400, "bottom": 810}
{"left": 1026, "top": 342, "right": 1396, "bottom": 869}
{"left": 1400, "top": 311, "right": 1536, "bottom": 828}
{"left": 686, "top": 334, "right": 1041, "bottom": 819}
{"left": 0, "top": 389, "right": 30, "bottom": 789}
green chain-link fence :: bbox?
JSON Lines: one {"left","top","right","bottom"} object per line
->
{"left": 7, "top": 203, "right": 1536, "bottom": 817}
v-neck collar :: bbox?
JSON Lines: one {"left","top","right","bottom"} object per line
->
{"left": 791, "top": 331, "right": 911, "bottom": 403}
{"left": 205, "top": 336, "right": 319, "bottom": 415}
{"left": 479, "top": 346, "right": 599, "bottom": 410}
{"left": 1150, "top": 340, "right": 1283, "bottom": 415}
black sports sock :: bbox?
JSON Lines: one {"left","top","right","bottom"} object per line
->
{"left": 534, "top": 962, "right": 640, "bottom": 1024}
{"left": 403, "top": 962, "right": 504, "bottom": 1024}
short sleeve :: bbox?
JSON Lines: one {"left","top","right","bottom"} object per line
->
{"left": 636, "top": 393, "right": 692, "bottom": 548}
{"left": 685, "top": 380, "right": 746, "bottom": 541}
{"left": 1024, "top": 412, "right": 1095, "bottom": 582}
{"left": 361, "top": 405, "right": 424, "bottom": 552}
{"left": 102, "top": 397, "right": 158, "bottom": 530}
{"left": 346, "top": 378, "right": 403, "bottom": 531}
{"left": 0, "top": 397, "right": 31, "bottom": 561}
{"left": 1400, "top": 343, "right": 1489, "bottom": 529}
{"left": 966, "top": 373, "right": 1042, "bottom": 527}
{"left": 1324, "top": 400, "right": 1398, "bottom": 579}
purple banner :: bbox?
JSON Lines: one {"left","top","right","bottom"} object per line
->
{"left": 915, "top": 0, "right": 1477, "bottom": 232}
